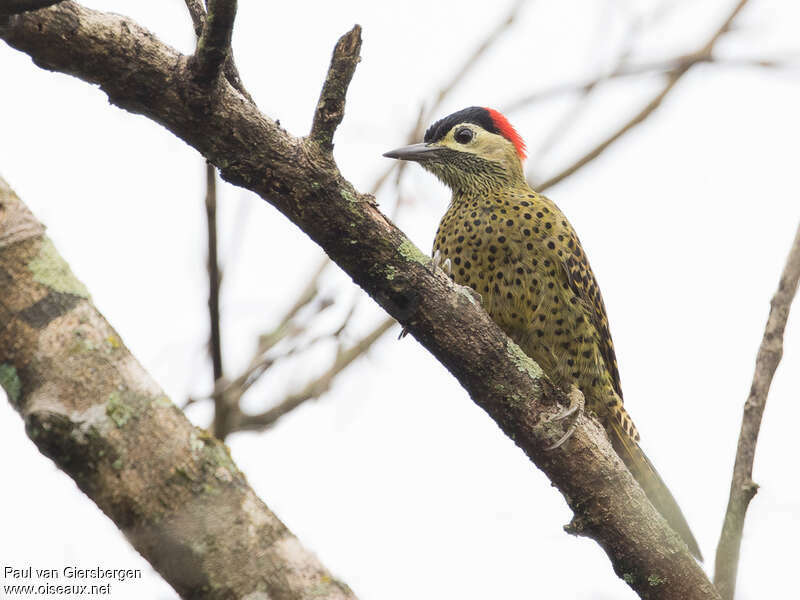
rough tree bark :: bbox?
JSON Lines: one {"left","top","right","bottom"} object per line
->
{"left": 0, "top": 4, "right": 720, "bottom": 599}
{"left": 0, "top": 178, "right": 356, "bottom": 599}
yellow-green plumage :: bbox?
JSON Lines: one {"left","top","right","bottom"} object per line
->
{"left": 433, "top": 184, "right": 638, "bottom": 438}
{"left": 385, "top": 106, "right": 701, "bottom": 560}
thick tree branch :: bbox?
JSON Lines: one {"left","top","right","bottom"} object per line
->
{"left": 0, "top": 177, "right": 356, "bottom": 600}
{"left": 192, "top": 0, "right": 237, "bottom": 84}
{"left": 0, "top": 5, "right": 718, "bottom": 597}
{"left": 310, "top": 25, "right": 362, "bottom": 151}
{"left": 0, "top": 0, "right": 63, "bottom": 15}
{"left": 713, "top": 222, "right": 800, "bottom": 600}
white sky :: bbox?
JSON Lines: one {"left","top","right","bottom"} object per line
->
{"left": 1, "top": 1, "right": 799, "bottom": 598}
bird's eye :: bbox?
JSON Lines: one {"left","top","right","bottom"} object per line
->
{"left": 454, "top": 127, "right": 473, "bottom": 144}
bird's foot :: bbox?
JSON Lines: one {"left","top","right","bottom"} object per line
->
{"left": 434, "top": 249, "right": 483, "bottom": 304}
{"left": 545, "top": 385, "right": 585, "bottom": 450}
{"left": 429, "top": 249, "right": 451, "bottom": 275}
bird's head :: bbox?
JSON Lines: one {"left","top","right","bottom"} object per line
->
{"left": 384, "top": 106, "right": 527, "bottom": 194}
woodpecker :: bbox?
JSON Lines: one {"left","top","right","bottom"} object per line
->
{"left": 384, "top": 106, "right": 701, "bottom": 560}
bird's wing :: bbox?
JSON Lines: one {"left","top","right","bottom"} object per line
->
{"left": 559, "top": 230, "right": 624, "bottom": 400}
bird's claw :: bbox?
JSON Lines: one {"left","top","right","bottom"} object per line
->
{"left": 545, "top": 386, "right": 585, "bottom": 451}
{"left": 430, "top": 249, "right": 442, "bottom": 273}
{"left": 442, "top": 257, "right": 452, "bottom": 275}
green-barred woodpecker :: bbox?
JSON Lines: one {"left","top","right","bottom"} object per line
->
{"left": 384, "top": 106, "right": 701, "bottom": 560}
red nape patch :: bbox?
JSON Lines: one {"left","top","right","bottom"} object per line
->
{"left": 484, "top": 107, "right": 527, "bottom": 160}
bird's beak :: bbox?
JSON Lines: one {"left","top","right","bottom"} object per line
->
{"left": 383, "top": 143, "right": 442, "bottom": 162}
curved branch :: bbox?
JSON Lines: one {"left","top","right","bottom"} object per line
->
{"left": 713, "top": 222, "right": 800, "bottom": 600}
{"left": 0, "top": 177, "right": 356, "bottom": 600}
{"left": 0, "top": 4, "right": 717, "bottom": 598}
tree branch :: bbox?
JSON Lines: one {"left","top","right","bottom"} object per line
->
{"left": 0, "top": 177, "right": 356, "bottom": 600}
{"left": 204, "top": 162, "right": 234, "bottom": 440}
{"left": 0, "top": 0, "right": 63, "bottom": 15}
{"left": 204, "top": 0, "right": 523, "bottom": 426}
{"left": 184, "top": 0, "right": 253, "bottom": 103}
{"left": 184, "top": 0, "right": 205, "bottom": 37}
{"left": 192, "top": 0, "right": 237, "bottom": 84}
{"left": 713, "top": 222, "right": 800, "bottom": 600}
{"left": 235, "top": 317, "right": 395, "bottom": 432}
{"left": 534, "top": 0, "right": 752, "bottom": 191}
{"left": 309, "top": 25, "right": 362, "bottom": 151}
{"left": 0, "top": 4, "right": 718, "bottom": 597}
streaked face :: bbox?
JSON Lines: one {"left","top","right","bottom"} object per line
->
{"left": 383, "top": 106, "right": 527, "bottom": 193}
{"left": 416, "top": 123, "right": 525, "bottom": 193}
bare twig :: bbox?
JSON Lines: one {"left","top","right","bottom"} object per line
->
{"left": 206, "top": 163, "right": 223, "bottom": 382}
{"left": 204, "top": 163, "right": 234, "bottom": 439}
{"left": 504, "top": 57, "right": 695, "bottom": 115}
{"left": 256, "top": 257, "right": 329, "bottom": 353}
{"left": 192, "top": 0, "right": 237, "bottom": 83}
{"left": 235, "top": 317, "right": 396, "bottom": 431}
{"left": 528, "top": 0, "right": 751, "bottom": 191}
{"left": 713, "top": 222, "right": 800, "bottom": 600}
{"left": 536, "top": 69, "right": 684, "bottom": 191}
{"left": 526, "top": 10, "right": 651, "bottom": 168}
{"left": 194, "top": 257, "right": 330, "bottom": 414}
{"left": 310, "top": 25, "right": 363, "bottom": 151}
{"left": 0, "top": 0, "right": 64, "bottom": 15}
{"left": 427, "top": 0, "right": 524, "bottom": 125}
{"left": 505, "top": 52, "right": 798, "bottom": 118}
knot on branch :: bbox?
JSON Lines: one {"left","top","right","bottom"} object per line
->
{"left": 309, "top": 24, "right": 362, "bottom": 152}
{"left": 741, "top": 479, "right": 759, "bottom": 502}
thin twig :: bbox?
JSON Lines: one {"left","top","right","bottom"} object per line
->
{"left": 192, "top": 0, "right": 237, "bottom": 84}
{"left": 526, "top": 8, "right": 647, "bottom": 168}
{"left": 536, "top": 69, "right": 684, "bottom": 191}
{"left": 504, "top": 57, "right": 695, "bottom": 115}
{"left": 206, "top": 163, "right": 223, "bottom": 382}
{"left": 235, "top": 318, "right": 396, "bottom": 431}
{"left": 528, "top": 0, "right": 752, "bottom": 192}
{"left": 386, "top": 0, "right": 525, "bottom": 209}
{"left": 713, "top": 222, "right": 800, "bottom": 600}
{"left": 310, "top": 25, "right": 363, "bottom": 151}
{"left": 204, "top": 163, "right": 232, "bottom": 438}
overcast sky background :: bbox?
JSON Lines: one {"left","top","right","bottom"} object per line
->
{"left": 2, "top": 0, "right": 800, "bottom": 598}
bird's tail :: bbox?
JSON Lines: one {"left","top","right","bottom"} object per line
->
{"left": 607, "top": 416, "right": 703, "bottom": 560}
